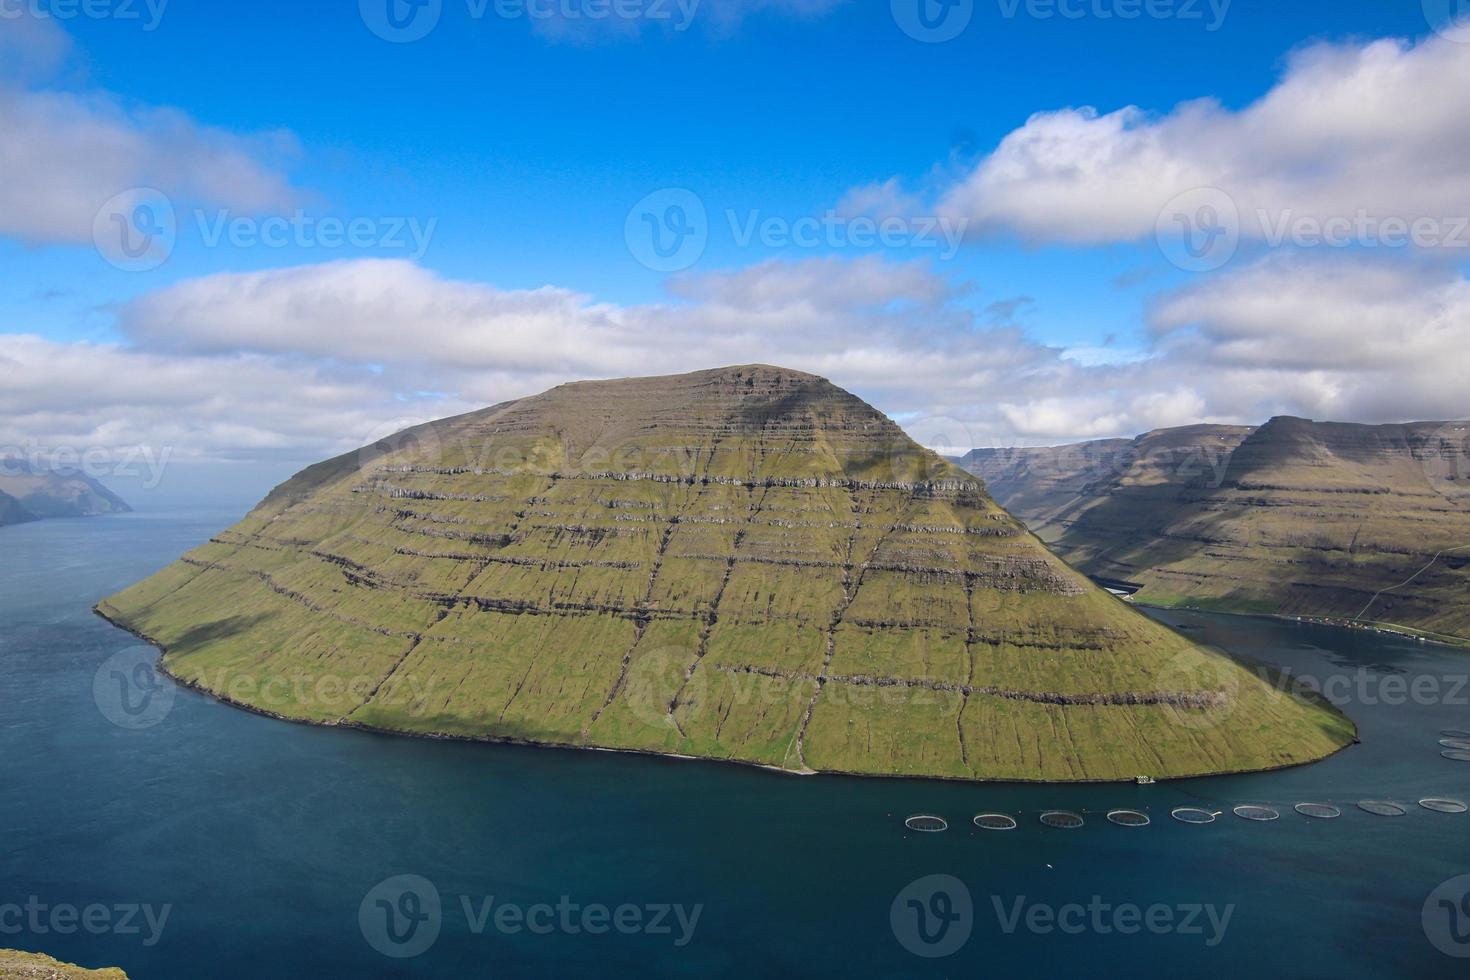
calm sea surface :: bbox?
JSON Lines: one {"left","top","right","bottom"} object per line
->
{"left": 2, "top": 507, "right": 1468, "bottom": 977}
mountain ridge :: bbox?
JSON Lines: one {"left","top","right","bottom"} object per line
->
{"left": 962, "top": 416, "right": 1470, "bottom": 642}
{"left": 97, "top": 366, "right": 1352, "bottom": 782}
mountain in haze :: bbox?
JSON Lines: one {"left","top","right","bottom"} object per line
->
{"left": 963, "top": 418, "right": 1470, "bottom": 643}
{"left": 97, "top": 367, "right": 1350, "bottom": 782}
{"left": 0, "top": 460, "right": 132, "bottom": 527}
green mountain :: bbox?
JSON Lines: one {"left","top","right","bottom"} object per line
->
{"left": 0, "top": 461, "right": 132, "bottom": 527}
{"left": 963, "top": 417, "right": 1470, "bottom": 643}
{"left": 98, "top": 367, "right": 1352, "bottom": 782}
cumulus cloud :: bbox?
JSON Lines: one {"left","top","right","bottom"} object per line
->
{"left": 0, "top": 16, "right": 298, "bottom": 245}
{"left": 1148, "top": 255, "right": 1470, "bottom": 423}
{"left": 934, "top": 26, "right": 1470, "bottom": 246}
{"left": 0, "top": 333, "right": 477, "bottom": 463}
{"left": 8, "top": 250, "right": 1464, "bottom": 465}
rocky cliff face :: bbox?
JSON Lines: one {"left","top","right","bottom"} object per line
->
{"left": 964, "top": 418, "right": 1470, "bottom": 642}
{"left": 98, "top": 367, "right": 1351, "bottom": 782}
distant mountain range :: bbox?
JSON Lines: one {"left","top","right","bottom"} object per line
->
{"left": 0, "top": 460, "right": 132, "bottom": 528}
{"left": 961, "top": 417, "right": 1470, "bottom": 643}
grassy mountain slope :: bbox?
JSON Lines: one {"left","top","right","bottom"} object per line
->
{"left": 98, "top": 367, "right": 1352, "bottom": 782}
{"left": 964, "top": 418, "right": 1470, "bottom": 642}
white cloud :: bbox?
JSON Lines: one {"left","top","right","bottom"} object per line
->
{"left": 935, "top": 26, "right": 1470, "bottom": 245}
{"left": 0, "top": 334, "right": 471, "bottom": 462}
{"left": 0, "top": 16, "right": 298, "bottom": 246}
{"left": 7, "top": 251, "right": 1468, "bottom": 464}
{"left": 1148, "top": 255, "right": 1470, "bottom": 423}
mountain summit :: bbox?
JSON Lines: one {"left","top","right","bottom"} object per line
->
{"left": 98, "top": 366, "right": 1350, "bottom": 781}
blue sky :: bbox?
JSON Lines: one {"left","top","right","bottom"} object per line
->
{"left": 3, "top": 0, "right": 1469, "bottom": 482}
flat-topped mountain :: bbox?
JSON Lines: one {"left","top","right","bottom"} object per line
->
{"left": 964, "top": 418, "right": 1470, "bottom": 643}
{"left": 0, "top": 460, "right": 132, "bottom": 528}
{"left": 98, "top": 367, "right": 1351, "bottom": 781}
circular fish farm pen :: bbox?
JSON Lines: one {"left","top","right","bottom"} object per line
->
{"left": 1294, "top": 803, "right": 1342, "bottom": 820}
{"left": 1441, "top": 729, "right": 1470, "bottom": 739}
{"left": 974, "top": 813, "right": 1019, "bottom": 831}
{"left": 1358, "top": 801, "right": 1407, "bottom": 817}
{"left": 1439, "top": 738, "right": 1470, "bottom": 750}
{"left": 904, "top": 815, "right": 949, "bottom": 833}
{"left": 1419, "top": 799, "right": 1470, "bottom": 814}
{"left": 1441, "top": 750, "right": 1470, "bottom": 762}
{"left": 1233, "top": 805, "right": 1281, "bottom": 822}
{"left": 1171, "top": 807, "right": 1218, "bottom": 825}
{"left": 1106, "top": 809, "right": 1151, "bottom": 827}
{"left": 1039, "top": 810, "right": 1085, "bottom": 829}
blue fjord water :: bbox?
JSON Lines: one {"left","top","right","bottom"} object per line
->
{"left": 1, "top": 506, "right": 1468, "bottom": 978}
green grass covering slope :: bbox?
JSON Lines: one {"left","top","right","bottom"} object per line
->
{"left": 99, "top": 367, "right": 1354, "bottom": 782}
{"left": 965, "top": 418, "right": 1470, "bottom": 642}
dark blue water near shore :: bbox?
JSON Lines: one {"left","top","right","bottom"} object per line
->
{"left": 2, "top": 508, "right": 1468, "bottom": 978}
